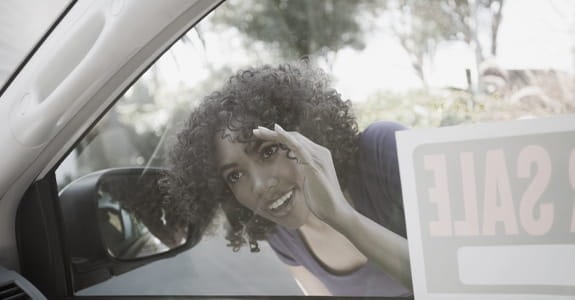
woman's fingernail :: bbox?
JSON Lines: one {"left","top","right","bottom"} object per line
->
{"left": 254, "top": 126, "right": 274, "bottom": 135}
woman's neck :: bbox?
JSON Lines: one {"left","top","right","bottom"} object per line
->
{"left": 298, "top": 209, "right": 367, "bottom": 274}
{"left": 300, "top": 211, "right": 330, "bottom": 233}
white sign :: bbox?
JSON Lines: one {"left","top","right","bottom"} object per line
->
{"left": 396, "top": 115, "right": 575, "bottom": 300}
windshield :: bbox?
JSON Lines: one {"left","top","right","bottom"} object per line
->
{"left": 0, "top": 0, "right": 73, "bottom": 90}
{"left": 54, "top": 0, "right": 575, "bottom": 297}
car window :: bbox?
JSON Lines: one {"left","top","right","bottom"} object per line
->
{"left": 0, "top": 0, "right": 72, "bottom": 91}
{"left": 54, "top": 0, "right": 575, "bottom": 297}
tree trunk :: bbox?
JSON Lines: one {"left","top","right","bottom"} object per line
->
{"left": 490, "top": 0, "right": 504, "bottom": 56}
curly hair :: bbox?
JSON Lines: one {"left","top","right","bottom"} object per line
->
{"left": 163, "top": 62, "right": 359, "bottom": 252}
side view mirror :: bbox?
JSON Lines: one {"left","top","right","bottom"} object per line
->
{"left": 58, "top": 167, "right": 200, "bottom": 290}
{"left": 95, "top": 169, "right": 187, "bottom": 258}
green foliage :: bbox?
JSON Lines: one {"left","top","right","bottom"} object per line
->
{"left": 211, "top": 0, "right": 377, "bottom": 60}
{"left": 353, "top": 73, "right": 575, "bottom": 131}
{"left": 353, "top": 89, "right": 477, "bottom": 130}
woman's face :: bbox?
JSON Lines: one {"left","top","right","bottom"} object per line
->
{"left": 215, "top": 128, "right": 311, "bottom": 229}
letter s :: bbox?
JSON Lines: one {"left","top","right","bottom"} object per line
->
{"left": 518, "top": 145, "right": 553, "bottom": 236}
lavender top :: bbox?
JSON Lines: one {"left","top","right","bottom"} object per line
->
{"left": 266, "top": 121, "right": 411, "bottom": 297}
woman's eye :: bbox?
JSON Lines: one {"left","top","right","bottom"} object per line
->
{"left": 261, "top": 144, "right": 279, "bottom": 159}
{"left": 226, "top": 171, "right": 242, "bottom": 184}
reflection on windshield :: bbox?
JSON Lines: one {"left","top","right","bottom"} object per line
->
{"left": 0, "top": 0, "right": 72, "bottom": 89}
{"left": 96, "top": 170, "right": 187, "bottom": 259}
{"left": 57, "top": 0, "right": 575, "bottom": 296}
{"left": 56, "top": 0, "right": 575, "bottom": 190}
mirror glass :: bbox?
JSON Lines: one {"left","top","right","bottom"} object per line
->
{"left": 95, "top": 170, "right": 187, "bottom": 259}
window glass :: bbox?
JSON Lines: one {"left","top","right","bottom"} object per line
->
{"left": 0, "top": 0, "right": 72, "bottom": 90}
{"left": 55, "top": 0, "right": 575, "bottom": 296}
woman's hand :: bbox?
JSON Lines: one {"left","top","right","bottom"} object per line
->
{"left": 254, "top": 124, "right": 412, "bottom": 291}
{"left": 252, "top": 124, "right": 354, "bottom": 225}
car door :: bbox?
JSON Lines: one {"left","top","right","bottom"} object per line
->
{"left": 1, "top": 0, "right": 225, "bottom": 298}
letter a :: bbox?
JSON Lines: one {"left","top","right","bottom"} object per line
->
{"left": 483, "top": 149, "right": 519, "bottom": 236}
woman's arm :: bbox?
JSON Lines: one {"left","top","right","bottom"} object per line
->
{"left": 332, "top": 121, "right": 412, "bottom": 289}
{"left": 287, "top": 265, "right": 332, "bottom": 296}
{"left": 331, "top": 204, "right": 412, "bottom": 290}
{"left": 253, "top": 124, "right": 412, "bottom": 290}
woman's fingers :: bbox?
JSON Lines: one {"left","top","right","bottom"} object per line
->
{"left": 274, "top": 124, "right": 319, "bottom": 150}
{"left": 252, "top": 126, "right": 278, "bottom": 140}
{"left": 252, "top": 124, "right": 323, "bottom": 168}
{"left": 253, "top": 125, "right": 304, "bottom": 156}
{"left": 273, "top": 124, "right": 316, "bottom": 166}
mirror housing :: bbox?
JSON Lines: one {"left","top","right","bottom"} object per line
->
{"left": 58, "top": 167, "right": 200, "bottom": 290}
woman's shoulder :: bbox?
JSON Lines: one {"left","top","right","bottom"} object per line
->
{"left": 359, "top": 121, "right": 407, "bottom": 150}
{"left": 362, "top": 120, "right": 407, "bottom": 135}
{"left": 355, "top": 120, "right": 408, "bottom": 238}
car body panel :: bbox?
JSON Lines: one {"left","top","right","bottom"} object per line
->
{"left": 0, "top": 0, "right": 221, "bottom": 272}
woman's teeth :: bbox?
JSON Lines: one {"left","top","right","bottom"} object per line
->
{"left": 269, "top": 190, "right": 293, "bottom": 210}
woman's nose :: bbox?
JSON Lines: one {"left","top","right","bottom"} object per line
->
{"left": 251, "top": 168, "right": 278, "bottom": 196}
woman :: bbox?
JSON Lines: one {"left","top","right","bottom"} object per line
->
{"left": 164, "top": 62, "right": 412, "bottom": 296}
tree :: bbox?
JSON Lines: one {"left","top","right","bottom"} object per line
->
{"left": 387, "top": 0, "right": 471, "bottom": 86}
{"left": 210, "top": 0, "right": 379, "bottom": 63}
{"left": 387, "top": 0, "right": 504, "bottom": 87}
{"left": 482, "top": 0, "right": 504, "bottom": 56}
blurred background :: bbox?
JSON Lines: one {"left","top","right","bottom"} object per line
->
{"left": 56, "top": 0, "right": 575, "bottom": 187}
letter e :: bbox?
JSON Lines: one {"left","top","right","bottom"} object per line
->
{"left": 424, "top": 154, "right": 452, "bottom": 236}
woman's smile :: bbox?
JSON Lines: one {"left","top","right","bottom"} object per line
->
{"left": 265, "top": 188, "right": 295, "bottom": 216}
{"left": 268, "top": 189, "right": 293, "bottom": 210}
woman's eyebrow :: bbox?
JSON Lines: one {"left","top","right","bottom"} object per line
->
{"left": 245, "top": 139, "right": 264, "bottom": 154}
{"left": 219, "top": 162, "right": 237, "bottom": 174}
